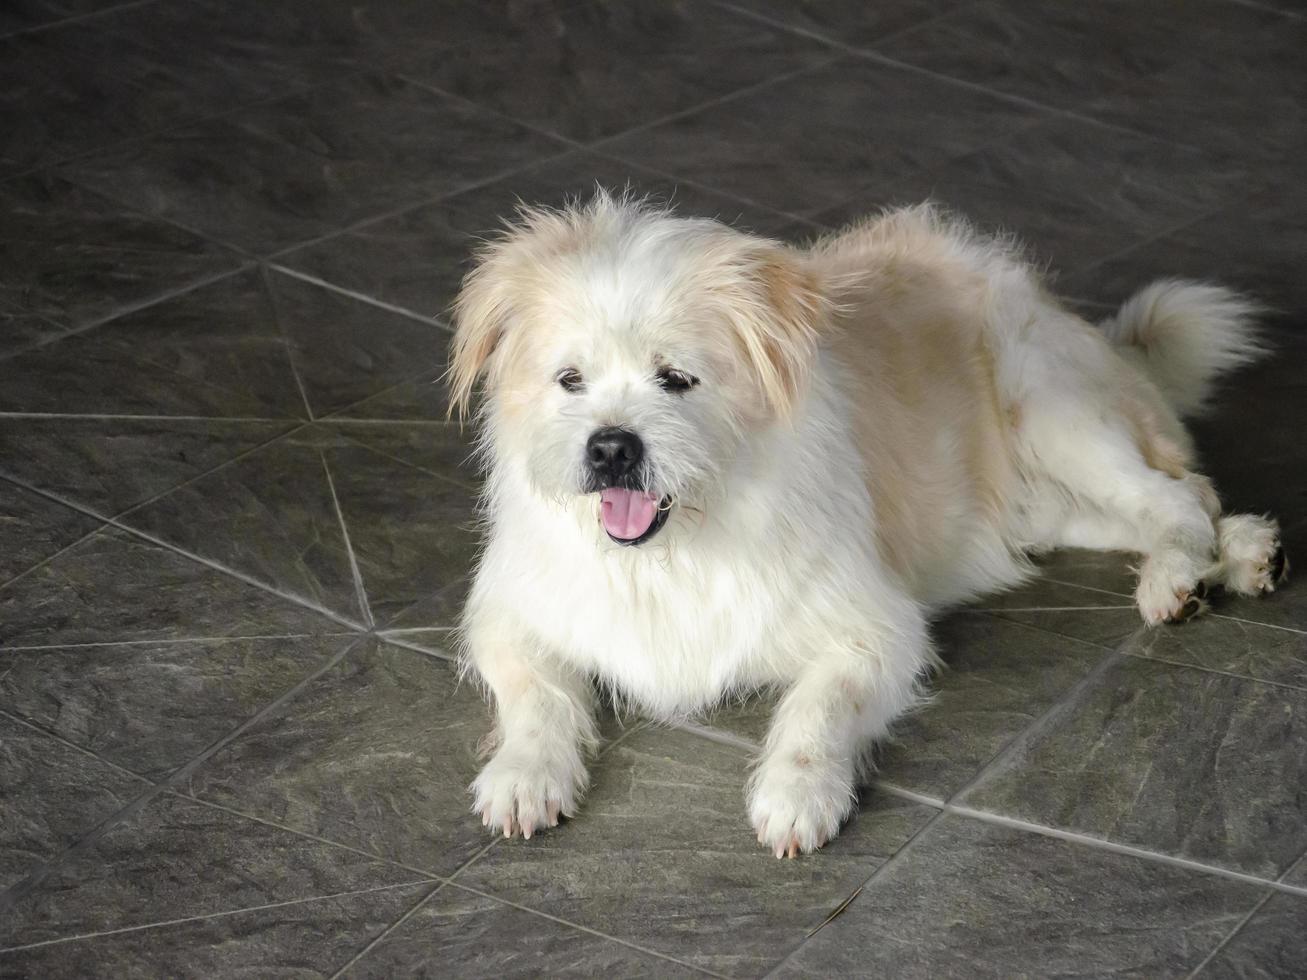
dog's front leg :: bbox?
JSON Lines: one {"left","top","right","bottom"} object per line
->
{"left": 465, "top": 613, "right": 597, "bottom": 839}
{"left": 748, "top": 604, "right": 930, "bottom": 858}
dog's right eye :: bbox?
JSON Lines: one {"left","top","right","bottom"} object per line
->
{"left": 556, "top": 368, "right": 584, "bottom": 393}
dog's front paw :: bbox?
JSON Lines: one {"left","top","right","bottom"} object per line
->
{"left": 748, "top": 754, "right": 856, "bottom": 859}
{"left": 1136, "top": 555, "right": 1210, "bottom": 625}
{"left": 470, "top": 742, "right": 586, "bottom": 840}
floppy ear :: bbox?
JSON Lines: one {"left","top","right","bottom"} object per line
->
{"left": 726, "top": 244, "right": 830, "bottom": 418}
{"left": 447, "top": 233, "right": 525, "bottom": 420}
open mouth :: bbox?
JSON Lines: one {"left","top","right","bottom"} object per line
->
{"left": 598, "top": 487, "right": 671, "bottom": 546}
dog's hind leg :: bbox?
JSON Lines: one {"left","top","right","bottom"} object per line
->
{"left": 1021, "top": 401, "right": 1222, "bottom": 624}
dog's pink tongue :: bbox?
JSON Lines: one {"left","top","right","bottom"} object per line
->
{"left": 600, "top": 488, "right": 658, "bottom": 540}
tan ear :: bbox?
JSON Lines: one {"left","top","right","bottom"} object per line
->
{"left": 446, "top": 232, "right": 525, "bottom": 420}
{"left": 728, "top": 245, "right": 829, "bottom": 417}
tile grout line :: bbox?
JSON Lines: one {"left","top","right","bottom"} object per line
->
{"left": 326, "top": 880, "right": 452, "bottom": 979}
{"left": 0, "top": 262, "right": 256, "bottom": 365}
{"left": 0, "top": 470, "right": 365, "bottom": 634}
{"left": 943, "top": 805, "right": 1307, "bottom": 899}
{"left": 1188, "top": 844, "right": 1307, "bottom": 976}
{"left": 0, "top": 634, "right": 368, "bottom": 916}
{"left": 319, "top": 450, "right": 374, "bottom": 628}
{"left": 761, "top": 809, "right": 952, "bottom": 978}
{"left": 0, "top": 881, "right": 436, "bottom": 955}
{"left": 710, "top": 0, "right": 1218, "bottom": 157}
{"left": 331, "top": 428, "right": 479, "bottom": 494}
{"left": 1, "top": 631, "right": 356, "bottom": 652}
{"left": 0, "top": 0, "right": 167, "bottom": 40}
{"left": 378, "top": 634, "right": 456, "bottom": 664}
{"left": 0, "top": 709, "right": 154, "bottom": 788}
{"left": 258, "top": 264, "right": 316, "bottom": 422}
{"left": 0, "top": 412, "right": 297, "bottom": 422}
{"left": 445, "top": 880, "right": 734, "bottom": 980}
{"left": 1123, "top": 649, "right": 1307, "bottom": 695}
{"left": 267, "top": 264, "right": 453, "bottom": 332}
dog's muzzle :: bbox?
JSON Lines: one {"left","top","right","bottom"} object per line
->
{"left": 585, "top": 427, "right": 671, "bottom": 545}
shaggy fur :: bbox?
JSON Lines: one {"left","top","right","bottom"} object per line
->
{"left": 448, "top": 193, "right": 1286, "bottom": 857}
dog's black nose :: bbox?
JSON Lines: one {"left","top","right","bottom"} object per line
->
{"left": 586, "top": 427, "right": 643, "bottom": 482}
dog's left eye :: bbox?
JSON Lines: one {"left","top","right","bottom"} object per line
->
{"left": 556, "top": 368, "right": 584, "bottom": 393}
{"left": 655, "top": 367, "right": 699, "bottom": 393}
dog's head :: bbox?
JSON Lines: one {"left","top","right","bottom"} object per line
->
{"left": 449, "top": 191, "right": 829, "bottom": 547}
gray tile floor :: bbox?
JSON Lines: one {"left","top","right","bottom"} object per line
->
{"left": 1, "top": 0, "right": 1304, "bottom": 976}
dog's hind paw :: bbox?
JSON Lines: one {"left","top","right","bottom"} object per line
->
{"left": 1214, "top": 513, "right": 1289, "bottom": 597}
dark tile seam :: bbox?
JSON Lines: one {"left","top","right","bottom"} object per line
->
{"left": 0, "top": 0, "right": 166, "bottom": 41}
{"left": 709, "top": 0, "right": 1224, "bottom": 158}
{"left": 0, "top": 261, "right": 257, "bottom": 365}
{"left": 0, "top": 881, "right": 435, "bottom": 956}
{"left": 0, "top": 633, "right": 368, "bottom": 917}
{"left": 324, "top": 880, "right": 453, "bottom": 979}
{"left": 0, "top": 470, "right": 364, "bottom": 633}
{"left": 0, "top": 519, "right": 111, "bottom": 594}
{"left": 320, "top": 450, "right": 375, "bottom": 628}
{"left": 1186, "top": 850, "right": 1307, "bottom": 978}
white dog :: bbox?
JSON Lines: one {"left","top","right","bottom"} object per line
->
{"left": 447, "top": 192, "right": 1286, "bottom": 858}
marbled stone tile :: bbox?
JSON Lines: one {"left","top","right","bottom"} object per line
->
{"left": 179, "top": 640, "right": 497, "bottom": 877}
{"left": 0, "top": 791, "right": 424, "bottom": 949}
{"left": 0, "top": 271, "right": 303, "bottom": 418}
{"left": 1066, "top": 196, "right": 1307, "bottom": 326}
{"left": 810, "top": 115, "right": 1252, "bottom": 277}
{"left": 397, "top": 1, "right": 830, "bottom": 142}
{"left": 0, "top": 17, "right": 255, "bottom": 177}
{"left": 324, "top": 443, "right": 481, "bottom": 626}
{"left": 0, "top": 418, "right": 293, "bottom": 516}
{"left": 0, "top": 634, "right": 354, "bottom": 777}
{"left": 874, "top": 0, "right": 1184, "bottom": 112}
{"left": 601, "top": 57, "right": 1044, "bottom": 218}
{"left": 278, "top": 150, "right": 810, "bottom": 324}
{"left": 1081, "top": 8, "right": 1307, "bottom": 164}
{"left": 702, "top": 613, "right": 1109, "bottom": 800}
{"left": 774, "top": 815, "right": 1266, "bottom": 979}
{"left": 457, "top": 727, "right": 936, "bottom": 976}
{"left": 0, "top": 883, "right": 430, "bottom": 977}
{"left": 348, "top": 883, "right": 703, "bottom": 979}
{"left": 268, "top": 271, "right": 450, "bottom": 418}
{"left": 0, "top": 0, "right": 148, "bottom": 38}
{"left": 0, "top": 714, "right": 148, "bottom": 892}
{"left": 0, "top": 306, "right": 62, "bottom": 356}
{"left": 0, "top": 173, "right": 241, "bottom": 332}
{"left": 965, "top": 656, "right": 1307, "bottom": 877}
{"left": 1130, "top": 616, "right": 1307, "bottom": 693}
{"left": 0, "top": 527, "right": 339, "bottom": 647}
{"left": 728, "top": 0, "right": 972, "bottom": 48}
{"left": 61, "top": 73, "right": 568, "bottom": 255}
{"left": 0, "top": 480, "right": 100, "bottom": 586}
{"left": 119, "top": 431, "right": 366, "bottom": 622}
{"left": 1031, "top": 547, "right": 1139, "bottom": 596}
{"left": 1200, "top": 892, "right": 1307, "bottom": 980}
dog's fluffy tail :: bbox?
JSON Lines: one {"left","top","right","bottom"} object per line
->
{"left": 1099, "top": 279, "right": 1266, "bottom": 417}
